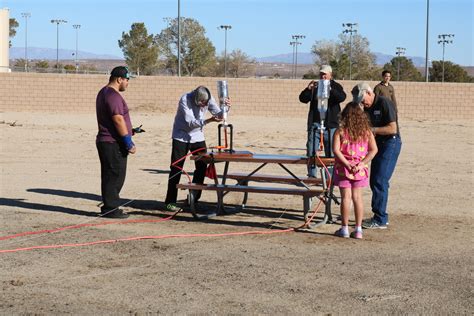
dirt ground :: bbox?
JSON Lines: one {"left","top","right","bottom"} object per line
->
{"left": 0, "top": 112, "right": 472, "bottom": 315}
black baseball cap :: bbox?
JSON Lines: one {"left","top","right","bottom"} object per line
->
{"left": 110, "top": 66, "right": 131, "bottom": 79}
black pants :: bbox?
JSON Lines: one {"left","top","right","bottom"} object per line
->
{"left": 165, "top": 139, "right": 207, "bottom": 204}
{"left": 96, "top": 142, "right": 128, "bottom": 212}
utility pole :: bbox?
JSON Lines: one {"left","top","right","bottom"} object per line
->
{"left": 219, "top": 25, "right": 232, "bottom": 77}
{"left": 342, "top": 23, "right": 358, "bottom": 80}
{"left": 395, "top": 47, "right": 406, "bottom": 81}
{"left": 437, "top": 34, "right": 454, "bottom": 83}
{"left": 424, "top": 0, "right": 430, "bottom": 82}
{"left": 21, "top": 12, "right": 31, "bottom": 72}
{"left": 291, "top": 34, "right": 305, "bottom": 79}
{"left": 289, "top": 41, "right": 296, "bottom": 78}
{"left": 177, "top": 0, "right": 181, "bottom": 77}
{"left": 73, "top": 24, "right": 81, "bottom": 73}
{"left": 51, "top": 19, "right": 67, "bottom": 72}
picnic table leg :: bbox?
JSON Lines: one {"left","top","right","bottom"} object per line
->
{"left": 303, "top": 196, "right": 311, "bottom": 223}
{"left": 187, "top": 189, "right": 217, "bottom": 220}
{"left": 241, "top": 180, "right": 248, "bottom": 208}
{"left": 216, "top": 161, "right": 240, "bottom": 215}
{"left": 325, "top": 166, "right": 340, "bottom": 223}
{"left": 303, "top": 196, "right": 329, "bottom": 228}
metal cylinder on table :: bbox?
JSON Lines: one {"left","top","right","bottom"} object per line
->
{"left": 217, "top": 80, "right": 229, "bottom": 124}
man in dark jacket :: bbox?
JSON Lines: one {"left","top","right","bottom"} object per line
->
{"left": 299, "top": 65, "right": 346, "bottom": 177}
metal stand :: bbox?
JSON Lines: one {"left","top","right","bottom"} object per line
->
{"left": 217, "top": 123, "right": 234, "bottom": 153}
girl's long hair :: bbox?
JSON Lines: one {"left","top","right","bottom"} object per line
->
{"left": 339, "top": 102, "right": 372, "bottom": 142}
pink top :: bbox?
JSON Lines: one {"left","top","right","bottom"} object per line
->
{"left": 334, "top": 130, "right": 369, "bottom": 181}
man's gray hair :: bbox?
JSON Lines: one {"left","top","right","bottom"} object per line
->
{"left": 194, "top": 86, "right": 210, "bottom": 104}
{"left": 351, "top": 82, "right": 372, "bottom": 103}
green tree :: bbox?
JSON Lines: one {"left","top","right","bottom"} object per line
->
{"left": 13, "top": 58, "right": 26, "bottom": 69}
{"left": 9, "top": 18, "right": 19, "bottom": 47}
{"left": 382, "top": 57, "right": 423, "bottom": 81}
{"left": 35, "top": 60, "right": 49, "bottom": 68}
{"left": 329, "top": 53, "right": 350, "bottom": 80}
{"left": 216, "top": 49, "right": 255, "bottom": 78}
{"left": 155, "top": 17, "right": 216, "bottom": 76}
{"left": 35, "top": 60, "right": 49, "bottom": 72}
{"left": 311, "top": 34, "right": 377, "bottom": 80}
{"left": 311, "top": 39, "right": 338, "bottom": 65}
{"left": 302, "top": 69, "right": 318, "bottom": 79}
{"left": 338, "top": 34, "right": 377, "bottom": 80}
{"left": 118, "top": 22, "right": 159, "bottom": 76}
{"left": 429, "top": 60, "right": 473, "bottom": 83}
{"left": 64, "top": 64, "right": 76, "bottom": 72}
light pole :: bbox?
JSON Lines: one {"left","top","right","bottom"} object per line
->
{"left": 437, "top": 34, "right": 454, "bottom": 83}
{"left": 292, "top": 34, "right": 305, "bottom": 79}
{"left": 21, "top": 12, "right": 31, "bottom": 72}
{"left": 395, "top": 47, "right": 406, "bottom": 81}
{"left": 342, "top": 23, "right": 358, "bottom": 80}
{"left": 177, "top": 0, "right": 181, "bottom": 77}
{"left": 51, "top": 19, "right": 67, "bottom": 72}
{"left": 219, "top": 25, "right": 232, "bottom": 77}
{"left": 424, "top": 0, "right": 430, "bottom": 82}
{"left": 73, "top": 24, "right": 81, "bottom": 73}
{"left": 289, "top": 41, "right": 296, "bottom": 78}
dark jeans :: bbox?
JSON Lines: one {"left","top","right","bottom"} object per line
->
{"left": 370, "top": 135, "right": 402, "bottom": 225}
{"left": 306, "top": 123, "right": 336, "bottom": 177}
{"left": 96, "top": 142, "right": 128, "bottom": 212}
{"left": 165, "top": 139, "right": 207, "bottom": 204}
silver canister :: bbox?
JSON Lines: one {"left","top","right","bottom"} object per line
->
{"left": 317, "top": 79, "right": 331, "bottom": 100}
{"left": 217, "top": 80, "right": 229, "bottom": 123}
{"left": 217, "top": 80, "right": 229, "bottom": 106}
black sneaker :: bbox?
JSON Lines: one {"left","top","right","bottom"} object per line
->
{"left": 101, "top": 209, "right": 130, "bottom": 219}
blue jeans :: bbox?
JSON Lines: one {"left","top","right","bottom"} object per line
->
{"left": 306, "top": 123, "right": 335, "bottom": 177}
{"left": 369, "top": 135, "right": 402, "bottom": 225}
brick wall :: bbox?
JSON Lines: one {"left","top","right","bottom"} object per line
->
{"left": 0, "top": 72, "right": 473, "bottom": 120}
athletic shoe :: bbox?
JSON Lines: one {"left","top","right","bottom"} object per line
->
{"left": 362, "top": 219, "right": 387, "bottom": 229}
{"left": 334, "top": 228, "right": 350, "bottom": 238}
{"left": 101, "top": 209, "right": 129, "bottom": 219}
{"left": 166, "top": 203, "right": 182, "bottom": 212}
{"left": 350, "top": 230, "right": 363, "bottom": 239}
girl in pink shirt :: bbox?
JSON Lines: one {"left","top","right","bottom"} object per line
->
{"left": 333, "top": 102, "right": 377, "bottom": 239}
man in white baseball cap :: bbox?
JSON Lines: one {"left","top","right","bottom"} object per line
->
{"left": 298, "top": 65, "right": 346, "bottom": 177}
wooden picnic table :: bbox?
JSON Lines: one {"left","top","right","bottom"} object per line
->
{"left": 176, "top": 151, "right": 337, "bottom": 227}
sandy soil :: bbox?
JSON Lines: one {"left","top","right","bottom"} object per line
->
{"left": 0, "top": 111, "right": 472, "bottom": 315}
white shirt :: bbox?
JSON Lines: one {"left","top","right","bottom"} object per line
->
{"left": 171, "top": 91, "right": 223, "bottom": 143}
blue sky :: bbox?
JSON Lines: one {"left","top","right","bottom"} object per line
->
{"left": 3, "top": 0, "right": 473, "bottom": 65}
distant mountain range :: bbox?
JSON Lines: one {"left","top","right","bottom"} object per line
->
{"left": 9, "top": 47, "right": 123, "bottom": 60}
{"left": 256, "top": 52, "right": 427, "bottom": 67}
{"left": 10, "top": 46, "right": 426, "bottom": 66}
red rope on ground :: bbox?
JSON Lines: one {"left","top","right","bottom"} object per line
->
{"left": 0, "top": 211, "right": 179, "bottom": 241}
{"left": 0, "top": 228, "right": 295, "bottom": 254}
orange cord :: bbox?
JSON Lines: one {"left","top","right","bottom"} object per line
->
{"left": 0, "top": 210, "right": 181, "bottom": 241}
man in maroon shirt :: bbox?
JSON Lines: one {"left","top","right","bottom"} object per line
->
{"left": 96, "top": 66, "right": 136, "bottom": 218}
